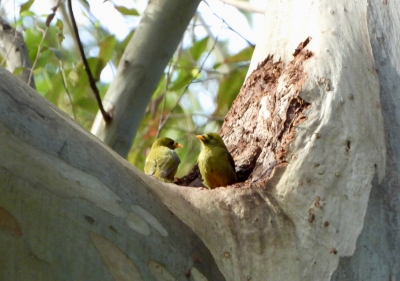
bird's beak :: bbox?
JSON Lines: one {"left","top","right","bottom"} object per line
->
{"left": 196, "top": 135, "right": 205, "bottom": 141}
{"left": 175, "top": 143, "right": 183, "bottom": 148}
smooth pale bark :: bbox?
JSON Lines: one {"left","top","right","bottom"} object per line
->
{"left": 333, "top": 1, "right": 400, "bottom": 279}
{"left": 91, "top": 0, "right": 201, "bottom": 158}
{"left": 1, "top": 1, "right": 398, "bottom": 281}
{"left": 0, "top": 67, "right": 224, "bottom": 281}
{"left": 247, "top": 0, "right": 397, "bottom": 280}
{"left": 0, "top": 16, "right": 35, "bottom": 89}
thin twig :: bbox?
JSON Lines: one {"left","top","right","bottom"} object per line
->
{"left": 164, "top": 62, "right": 249, "bottom": 83}
{"left": 155, "top": 77, "right": 170, "bottom": 139}
{"left": 28, "top": 21, "right": 48, "bottom": 86}
{"left": 27, "top": 3, "right": 64, "bottom": 87}
{"left": 203, "top": 0, "right": 255, "bottom": 47}
{"left": 157, "top": 31, "right": 221, "bottom": 135}
{"left": 156, "top": 42, "right": 184, "bottom": 138}
{"left": 164, "top": 53, "right": 251, "bottom": 77}
{"left": 58, "top": 58, "right": 77, "bottom": 120}
{"left": 67, "top": 0, "right": 112, "bottom": 123}
{"left": 169, "top": 113, "right": 224, "bottom": 121}
{"left": 217, "top": 0, "right": 265, "bottom": 14}
{"left": 196, "top": 11, "right": 230, "bottom": 74}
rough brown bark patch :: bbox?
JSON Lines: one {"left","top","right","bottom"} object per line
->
{"left": 0, "top": 207, "right": 22, "bottom": 237}
{"left": 220, "top": 38, "right": 312, "bottom": 184}
{"left": 180, "top": 38, "right": 312, "bottom": 187}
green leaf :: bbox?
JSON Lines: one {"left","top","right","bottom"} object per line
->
{"left": 48, "top": 47, "right": 62, "bottom": 60}
{"left": 20, "top": 10, "right": 35, "bottom": 17}
{"left": 215, "top": 67, "right": 247, "bottom": 116}
{"left": 75, "top": 97, "right": 97, "bottom": 112}
{"left": 20, "top": 0, "right": 34, "bottom": 15}
{"left": 56, "top": 19, "right": 64, "bottom": 32}
{"left": 13, "top": 67, "right": 25, "bottom": 76}
{"left": 175, "top": 52, "right": 193, "bottom": 69}
{"left": 114, "top": 6, "right": 139, "bottom": 16}
{"left": 57, "top": 32, "right": 65, "bottom": 45}
{"left": 86, "top": 57, "right": 106, "bottom": 82}
{"left": 38, "top": 48, "right": 53, "bottom": 63}
{"left": 79, "top": 0, "right": 90, "bottom": 8}
{"left": 35, "top": 67, "right": 61, "bottom": 101}
{"left": 224, "top": 46, "right": 255, "bottom": 63}
{"left": 99, "top": 35, "right": 117, "bottom": 63}
{"left": 151, "top": 74, "right": 166, "bottom": 98}
{"left": 189, "top": 36, "right": 209, "bottom": 61}
{"left": 169, "top": 72, "right": 195, "bottom": 91}
{"left": 213, "top": 62, "right": 222, "bottom": 69}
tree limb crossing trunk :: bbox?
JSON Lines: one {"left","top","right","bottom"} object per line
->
{"left": 0, "top": 66, "right": 224, "bottom": 281}
{"left": 1, "top": 0, "right": 399, "bottom": 280}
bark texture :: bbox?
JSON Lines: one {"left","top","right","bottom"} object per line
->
{"left": 162, "top": 27, "right": 384, "bottom": 279}
{"left": 333, "top": 1, "right": 400, "bottom": 279}
{"left": 0, "top": 0, "right": 397, "bottom": 280}
{"left": 221, "top": 38, "right": 312, "bottom": 183}
{"left": 0, "top": 66, "right": 224, "bottom": 281}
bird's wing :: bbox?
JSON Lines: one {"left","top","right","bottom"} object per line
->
{"left": 144, "top": 155, "right": 157, "bottom": 176}
{"left": 157, "top": 148, "right": 181, "bottom": 178}
{"left": 200, "top": 147, "right": 236, "bottom": 188}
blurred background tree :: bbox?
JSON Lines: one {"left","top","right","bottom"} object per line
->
{"left": 0, "top": 0, "right": 264, "bottom": 177}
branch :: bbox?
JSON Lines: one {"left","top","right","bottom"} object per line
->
{"left": 67, "top": 0, "right": 112, "bottom": 123}
{"left": 157, "top": 32, "right": 220, "bottom": 135}
{"left": 203, "top": 0, "right": 255, "bottom": 47}
{"left": 90, "top": 0, "right": 203, "bottom": 157}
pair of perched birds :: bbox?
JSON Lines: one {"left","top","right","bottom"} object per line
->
{"left": 144, "top": 133, "right": 237, "bottom": 189}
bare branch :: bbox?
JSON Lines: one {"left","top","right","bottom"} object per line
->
{"left": 157, "top": 33, "right": 221, "bottom": 135}
{"left": 67, "top": 0, "right": 112, "bottom": 123}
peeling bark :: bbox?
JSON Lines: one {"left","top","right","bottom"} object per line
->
{"left": 166, "top": 4, "right": 385, "bottom": 276}
{"left": 221, "top": 38, "right": 312, "bottom": 183}
{"left": 0, "top": 0, "right": 398, "bottom": 280}
{"left": 181, "top": 39, "right": 312, "bottom": 187}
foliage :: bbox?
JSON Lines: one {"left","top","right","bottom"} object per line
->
{"left": 2, "top": 0, "right": 254, "bottom": 177}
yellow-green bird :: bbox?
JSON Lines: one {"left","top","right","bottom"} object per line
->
{"left": 144, "top": 137, "right": 183, "bottom": 182}
{"left": 196, "top": 133, "right": 237, "bottom": 189}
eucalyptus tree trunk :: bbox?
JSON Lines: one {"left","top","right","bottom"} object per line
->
{"left": 0, "top": 1, "right": 399, "bottom": 281}
{"left": 333, "top": 1, "right": 400, "bottom": 279}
